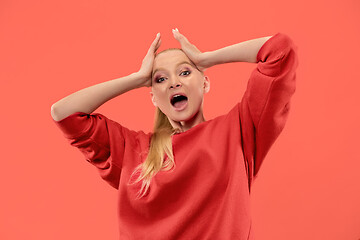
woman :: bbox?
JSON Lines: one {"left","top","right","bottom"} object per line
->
{"left": 51, "top": 28, "right": 299, "bottom": 239}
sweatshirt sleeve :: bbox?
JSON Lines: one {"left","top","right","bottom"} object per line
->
{"left": 52, "top": 112, "right": 143, "bottom": 189}
{"left": 239, "top": 32, "right": 299, "bottom": 185}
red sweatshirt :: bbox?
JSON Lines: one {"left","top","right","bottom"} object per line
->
{"left": 53, "top": 32, "right": 298, "bottom": 240}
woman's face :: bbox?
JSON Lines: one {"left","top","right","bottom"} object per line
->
{"left": 150, "top": 50, "right": 210, "bottom": 123}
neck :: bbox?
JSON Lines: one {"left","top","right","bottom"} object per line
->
{"left": 168, "top": 109, "right": 206, "bottom": 133}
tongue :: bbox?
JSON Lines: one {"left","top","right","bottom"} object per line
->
{"left": 173, "top": 99, "right": 187, "bottom": 109}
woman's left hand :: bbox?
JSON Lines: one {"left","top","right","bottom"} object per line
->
{"left": 172, "top": 28, "right": 213, "bottom": 72}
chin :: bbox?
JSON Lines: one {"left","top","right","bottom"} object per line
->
{"left": 161, "top": 101, "right": 202, "bottom": 123}
{"left": 171, "top": 109, "right": 199, "bottom": 123}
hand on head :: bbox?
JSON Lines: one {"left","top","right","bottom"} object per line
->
{"left": 171, "top": 28, "right": 210, "bottom": 72}
{"left": 172, "top": 28, "right": 213, "bottom": 71}
{"left": 137, "top": 33, "right": 162, "bottom": 88}
{"left": 137, "top": 29, "right": 213, "bottom": 88}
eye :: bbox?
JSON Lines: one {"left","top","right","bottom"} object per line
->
{"left": 180, "top": 70, "right": 191, "bottom": 76}
{"left": 155, "top": 77, "right": 166, "bottom": 83}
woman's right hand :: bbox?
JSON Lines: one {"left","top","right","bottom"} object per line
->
{"left": 136, "top": 33, "right": 162, "bottom": 88}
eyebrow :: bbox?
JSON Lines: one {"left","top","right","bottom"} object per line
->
{"left": 152, "top": 61, "right": 194, "bottom": 76}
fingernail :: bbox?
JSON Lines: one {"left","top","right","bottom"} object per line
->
{"left": 157, "top": 32, "right": 160, "bottom": 37}
{"left": 175, "top": 28, "right": 179, "bottom": 32}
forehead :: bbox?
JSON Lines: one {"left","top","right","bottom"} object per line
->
{"left": 153, "top": 50, "right": 191, "bottom": 70}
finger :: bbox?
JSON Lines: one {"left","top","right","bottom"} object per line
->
{"left": 172, "top": 29, "right": 199, "bottom": 54}
{"left": 153, "top": 33, "right": 161, "bottom": 49}
{"left": 173, "top": 30, "right": 202, "bottom": 59}
{"left": 155, "top": 38, "right": 161, "bottom": 51}
{"left": 149, "top": 33, "right": 161, "bottom": 52}
{"left": 172, "top": 28, "right": 191, "bottom": 44}
{"left": 172, "top": 28, "right": 181, "bottom": 41}
{"left": 154, "top": 32, "right": 160, "bottom": 41}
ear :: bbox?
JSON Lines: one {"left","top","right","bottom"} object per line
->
{"left": 203, "top": 75, "right": 210, "bottom": 94}
{"left": 150, "top": 91, "right": 157, "bottom": 107}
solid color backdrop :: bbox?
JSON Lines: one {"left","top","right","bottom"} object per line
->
{"left": 0, "top": 0, "right": 359, "bottom": 239}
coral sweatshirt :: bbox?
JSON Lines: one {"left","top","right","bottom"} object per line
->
{"left": 53, "top": 32, "right": 299, "bottom": 239}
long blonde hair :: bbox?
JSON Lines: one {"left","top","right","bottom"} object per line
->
{"left": 127, "top": 48, "right": 203, "bottom": 199}
{"left": 127, "top": 107, "right": 179, "bottom": 199}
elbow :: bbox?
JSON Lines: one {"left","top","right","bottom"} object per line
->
{"left": 50, "top": 104, "right": 61, "bottom": 121}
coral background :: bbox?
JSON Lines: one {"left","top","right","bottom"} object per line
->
{"left": 1, "top": 0, "right": 359, "bottom": 239}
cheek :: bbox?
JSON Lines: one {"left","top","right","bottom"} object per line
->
{"left": 190, "top": 81, "right": 204, "bottom": 97}
{"left": 152, "top": 90, "right": 168, "bottom": 106}
{"left": 188, "top": 89, "right": 204, "bottom": 108}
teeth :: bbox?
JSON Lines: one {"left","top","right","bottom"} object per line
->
{"left": 171, "top": 94, "right": 187, "bottom": 106}
{"left": 172, "top": 94, "right": 184, "bottom": 100}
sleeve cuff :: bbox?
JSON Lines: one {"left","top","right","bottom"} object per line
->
{"left": 53, "top": 112, "right": 93, "bottom": 139}
{"left": 256, "top": 32, "right": 291, "bottom": 63}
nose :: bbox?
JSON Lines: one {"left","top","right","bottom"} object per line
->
{"left": 169, "top": 76, "right": 182, "bottom": 89}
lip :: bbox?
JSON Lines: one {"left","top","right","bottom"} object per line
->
{"left": 169, "top": 92, "right": 188, "bottom": 112}
{"left": 169, "top": 92, "right": 188, "bottom": 102}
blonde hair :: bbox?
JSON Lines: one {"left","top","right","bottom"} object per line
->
{"left": 127, "top": 48, "right": 203, "bottom": 199}
{"left": 127, "top": 107, "right": 179, "bottom": 199}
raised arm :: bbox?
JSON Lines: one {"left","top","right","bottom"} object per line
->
{"left": 51, "top": 33, "right": 162, "bottom": 121}
{"left": 203, "top": 35, "right": 272, "bottom": 65}
{"left": 171, "top": 28, "right": 272, "bottom": 70}
{"left": 51, "top": 72, "right": 144, "bottom": 121}
{"left": 173, "top": 29, "right": 298, "bottom": 186}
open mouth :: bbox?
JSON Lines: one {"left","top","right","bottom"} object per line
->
{"left": 170, "top": 94, "right": 188, "bottom": 110}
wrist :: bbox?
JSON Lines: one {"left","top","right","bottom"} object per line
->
{"left": 131, "top": 72, "right": 150, "bottom": 88}
{"left": 202, "top": 51, "right": 221, "bottom": 68}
